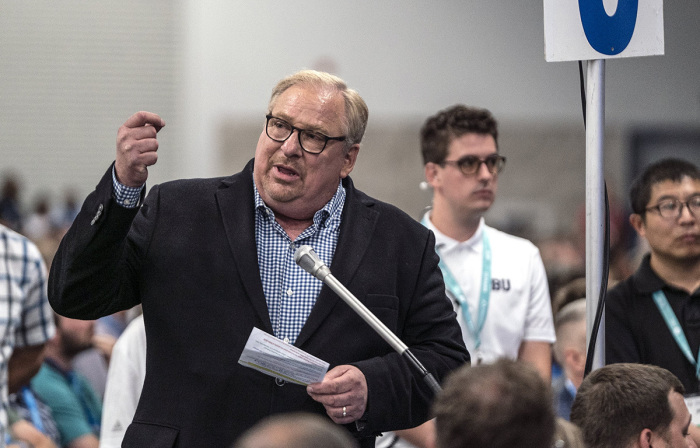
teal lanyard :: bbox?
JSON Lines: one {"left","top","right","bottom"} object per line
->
{"left": 422, "top": 216, "right": 492, "bottom": 349}
{"left": 652, "top": 290, "right": 700, "bottom": 379}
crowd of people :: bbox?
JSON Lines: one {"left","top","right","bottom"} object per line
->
{"left": 1, "top": 69, "right": 698, "bottom": 448}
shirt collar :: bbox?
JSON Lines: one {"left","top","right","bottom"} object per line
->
{"left": 632, "top": 253, "right": 700, "bottom": 297}
{"left": 422, "top": 211, "right": 485, "bottom": 253}
{"left": 253, "top": 179, "right": 345, "bottom": 229}
{"left": 632, "top": 253, "right": 672, "bottom": 294}
{"left": 565, "top": 378, "right": 578, "bottom": 396}
{"left": 44, "top": 357, "right": 72, "bottom": 378}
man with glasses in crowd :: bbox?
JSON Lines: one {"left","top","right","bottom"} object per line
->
{"left": 606, "top": 158, "right": 700, "bottom": 443}
{"left": 419, "top": 105, "right": 554, "bottom": 377}
{"left": 48, "top": 70, "right": 469, "bottom": 448}
{"left": 381, "top": 105, "right": 555, "bottom": 448}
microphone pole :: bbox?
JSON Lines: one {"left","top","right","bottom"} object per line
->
{"left": 294, "top": 245, "right": 441, "bottom": 395}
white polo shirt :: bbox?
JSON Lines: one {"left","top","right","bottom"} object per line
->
{"left": 423, "top": 214, "right": 555, "bottom": 364}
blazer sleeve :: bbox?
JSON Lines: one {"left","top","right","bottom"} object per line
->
{"left": 49, "top": 164, "right": 149, "bottom": 319}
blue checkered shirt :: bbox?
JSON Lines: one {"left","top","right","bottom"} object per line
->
{"left": 0, "top": 225, "right": 56, "bottom": 442}
{"left": 254, "top": 181, "right": 345, "bottom": 345}
{"left": 113, "top": 171, "right": 346, "bottom": 345}
{"left": 112, "top": 167, "right": 142, "bottom": 208}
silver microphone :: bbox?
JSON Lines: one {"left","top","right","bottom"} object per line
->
{"left": 294, "top": 245, "right": 331, "bottom": 282}
{"left": 293, "top": 245, "right": 441, "bottom": 394}
{"left": 294, "top": 245, "right": 407, "bottom": 354}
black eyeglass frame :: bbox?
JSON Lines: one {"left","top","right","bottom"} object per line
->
{"left": 644, "top": 195, "right": 700, "bottom": 220}
{"left": 265, "top": 115, "right": 346, "bottom": 154}
{"left": 440, "top": 154, "right": 507, "bottom": 175}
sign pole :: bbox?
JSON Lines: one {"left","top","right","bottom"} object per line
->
{"left": 545, "top": 0, "right": 663, "bottom": 374}
{"left": 585, "top": 58, "right": 606, "bottom": 371}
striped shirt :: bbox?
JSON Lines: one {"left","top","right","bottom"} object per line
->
{"left": 0, "top": 224, "right": 56, "bottom": 441}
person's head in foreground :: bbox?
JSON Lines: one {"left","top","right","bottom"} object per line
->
{"left": 570, "top": 363, "right": 696, "bottom": 448}
{"left": 431, "top": 358, "right": 555, "bottom": 448}
{"left": 233, "top": 412, "right": 359, "bottom": 448}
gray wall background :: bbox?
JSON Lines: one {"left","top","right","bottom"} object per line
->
{"left": 1, "top": 1, "right": 699, "bottom": 242}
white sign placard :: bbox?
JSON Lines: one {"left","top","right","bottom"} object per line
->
{"left": 544, "top": 0, "right": 664, "bottom": 62}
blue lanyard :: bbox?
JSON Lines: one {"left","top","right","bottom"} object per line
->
{"left": 652, "top": 290, "right": 700, "bottom": 379}
{"left": 21, "top": 386, "right": 44, "bottom": 433}
{"left": 422, "top": 216, "right": 492, "bottom": 349}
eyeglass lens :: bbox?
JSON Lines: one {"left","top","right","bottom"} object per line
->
{"left": 457, "top": 155, "right": 505, "bottom": 174}
{"left": 656, "top": 196, "right": 700, "bottom": 218}
{"left": 266, "top": 116, "right": 326, "bottom": 154}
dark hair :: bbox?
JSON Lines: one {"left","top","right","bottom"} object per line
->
{"left": 629, "top": 158, "right": 700, "bottom": 215}
{"left": 420, "top": 105, "right": 498, "bottom": 165}
{"left": 432, "top": 359, "right": 555, "bottom": 448}
{"left": 570, "top": 363, "right": 684, "bottom": 448}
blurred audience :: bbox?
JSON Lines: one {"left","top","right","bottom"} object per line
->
{"left": 8, "top": 386, "right": 61, "bottom": 446}
{"left": 552, "top": 298, "right": 587, "bottom": 421}
{"left": 538, "top": 234, "right": 585, "bottom": 301}
{"left": 6, "top": 406, "right": 58, "bottom": 448}
{"left": 31, "top": 316, "right": 102, "bottom": 448}
{"left": 0, "top": 174, "right": 23, "bottom": 232}
{"left": 551, "top": 277, "right": 586, "bottom": 317}
{"left": 571, "top": 363, "right": 696, "bottom": 448}
{"left": 49, "top": 189, "right": 81, "bottom": 233}
{"left": 23, "top": 194, "right": 53, "bottom": 243}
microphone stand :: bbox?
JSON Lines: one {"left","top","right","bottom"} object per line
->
{"left": 295, "top": 245, "right": 442, "bottom": 395}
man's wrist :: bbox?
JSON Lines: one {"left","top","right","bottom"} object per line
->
{"left": 112, "top": 165, "right": 144, "bottom": 208}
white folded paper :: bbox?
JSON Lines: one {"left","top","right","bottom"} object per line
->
{"left": 238, "top": 327, "right": 329, "bottom": 386}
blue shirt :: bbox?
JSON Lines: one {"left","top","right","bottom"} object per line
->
{"left": 254, "top": 181, "right": 345, "bottom": 344}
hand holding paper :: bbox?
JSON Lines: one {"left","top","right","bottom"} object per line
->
{"left": 307, "top": 365, "right": 368, "bottom": 424}
{"left": 238, "top": 327, "right": 329, "bottom": 386}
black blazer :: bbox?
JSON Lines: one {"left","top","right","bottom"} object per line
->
{"left": 49, "top": 159, "right": 469, "bottom": 448}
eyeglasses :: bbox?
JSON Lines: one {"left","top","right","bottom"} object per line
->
{"left": 265, "top": 115, "right": 346, "bottom": 154}
{"left": 441, "top": 154, "right": 506, "bottom": 175}
{"left": 645, "top": 195, "right": 700, "bottom": 220}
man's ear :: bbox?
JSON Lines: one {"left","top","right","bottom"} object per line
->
{"left": 565, "top": 348, "right": 585, "bottom": 371}
{"left": 637, "top": 428, "right": 654, "bottom": 448}
{"left": 424, "top": 162, "right": 440, "bottom": 189}
{"left": 630, "top": 213, "right": 646, "bottom": 239}
{"left": 340, "top": 144, "right": 360, "bottom": 178}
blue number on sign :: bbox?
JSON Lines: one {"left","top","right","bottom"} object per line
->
{"left": 579, "top": 0, "right": 638, "bottom": 55}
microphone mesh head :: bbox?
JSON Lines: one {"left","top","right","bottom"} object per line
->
{"left": 295, "top": 249, "right": 318, "bottom": 274}
{"left": 294, "top": 245, "right": 330, "bottom": 281}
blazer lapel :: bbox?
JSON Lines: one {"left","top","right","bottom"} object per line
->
{"left": 215, "top": 160, "right": 273, "bottom": 333}
{"left": 295, "top": 178, "right": 379, "bottom": 348}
